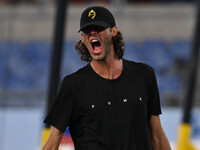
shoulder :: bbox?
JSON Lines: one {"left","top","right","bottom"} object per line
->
{"left": 124, "top": 59, "right": 155, "bottom": 75}
{"left": 123, "top": 59, "right": 157, "bottom": 87}
{"left": 61, "top": 64, "right": 90, "bottom": 87}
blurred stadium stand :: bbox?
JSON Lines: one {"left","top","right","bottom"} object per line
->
{"left": 0, "top": 0, "right": 196, "bottom": 5}
{"left": 139, "top": 40, "right": 174, "bottom": 73}
{"left": 0, "top": 39, "right": 198, "bottom": 107}
{"left": 170, "top": 40, "right": 192, "bottom": 62}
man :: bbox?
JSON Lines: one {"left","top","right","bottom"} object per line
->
{"left": 42, "top": 6, "right": 171, "bottom": 150}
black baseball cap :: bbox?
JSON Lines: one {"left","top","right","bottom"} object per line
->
{"left": 78, "top": 6, "right": 116, "bottom": 32}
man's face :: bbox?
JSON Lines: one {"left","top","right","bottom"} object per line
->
{"left": 81, "top": 26, "right": 117, "bottom": 61}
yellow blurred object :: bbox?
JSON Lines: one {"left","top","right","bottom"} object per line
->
{"left": 176, "top": 123, "right": 197, "bottom": 150}
{"left": 41, "top": 128, "right": 50, "bottom": 147}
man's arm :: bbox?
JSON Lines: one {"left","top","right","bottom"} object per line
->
{"left": 42, "top": 126, "right": 64, "bottom": 150}
{"left": 149, "top": 115, "right": 171, "bottom": 150}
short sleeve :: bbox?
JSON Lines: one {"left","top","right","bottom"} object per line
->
{"left": 147, "top": 67, "right": 162, "bottom": 119}
{"left": 44, "top": 76, "right": 75, "bottom": 132}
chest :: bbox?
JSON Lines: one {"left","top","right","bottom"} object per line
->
{"left": 76, "top": 77, "right": 149, "bottom": 121}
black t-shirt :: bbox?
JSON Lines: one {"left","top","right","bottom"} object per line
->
{"left": 44, "top": 59, "right": 162, "bottom": 150}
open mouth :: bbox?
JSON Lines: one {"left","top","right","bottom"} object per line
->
{"left": 90, "top": 39, "right": 102, "bottom": 54}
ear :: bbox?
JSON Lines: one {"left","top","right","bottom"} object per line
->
{"left": 111, "top": 26, "right": 118, "bottom": 36}
{"left": 80, "top": 36, "right": 84, "bottom": 43}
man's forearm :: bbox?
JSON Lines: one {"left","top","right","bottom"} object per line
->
{"left": 42, "top": 126, "right": 64, "bottom": 150}
{"left": 152, "top": 135, "right": 171, "bottom": 150}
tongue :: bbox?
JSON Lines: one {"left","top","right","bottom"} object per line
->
{"left": 93, "top": 45, "right": 101, "bottom": 51}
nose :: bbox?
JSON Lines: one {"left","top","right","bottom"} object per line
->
{"left": 89, "top": 29, "right": 97, "bottom": 35}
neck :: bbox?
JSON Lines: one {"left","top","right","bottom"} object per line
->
{"left": 90, "top": 57, "right": 123, "bottom": 80}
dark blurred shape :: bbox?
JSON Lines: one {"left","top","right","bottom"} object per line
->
{"left": 0, "top": 0, "right": 41, "bottom": 4}
{"left": 0, "top": 0, "right": 195, "bottom": 5}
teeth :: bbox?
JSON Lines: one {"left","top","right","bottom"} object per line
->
{"left": 91, "top": 39, "right": 98, "bottom": 43}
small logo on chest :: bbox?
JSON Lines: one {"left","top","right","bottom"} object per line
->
{"left": 123, "top": 99, "right": 128, "bottom": 103}
{"left": 108, "top": 101, "right": 112, "bottom": 105}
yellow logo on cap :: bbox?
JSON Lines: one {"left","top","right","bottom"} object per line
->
{"left": 88, "top": 9, "right": 96, "bottom": 19}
